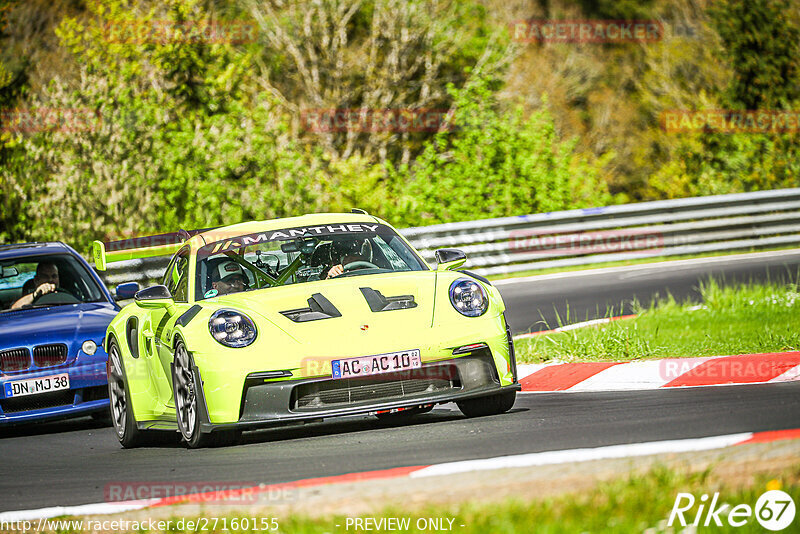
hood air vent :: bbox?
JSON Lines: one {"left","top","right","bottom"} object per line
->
{"left": 359, "top": 287, "right": 417, "bottom": 312}
{"left": 280, "top": 293, "right": 342, "bottom": 323}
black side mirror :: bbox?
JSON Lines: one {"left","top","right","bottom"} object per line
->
{"left": 435, "top": 249, "right": 467, "bottom": 271}
{"left": 134, "top": 285, "right": 173, "bottom": 308}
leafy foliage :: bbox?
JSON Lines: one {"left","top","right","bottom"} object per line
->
{"left": 1, "top": 0, "right": 799, "bottom": 247}
{"left": 648, "top": 132, "right": 800, "bottom": 199}
{"left": 709, "top": 0, "right": 800, "bottom": 110}
{"left": 388, "top": 78, "right": 614, "bottom": 225}
{"left": 6, "top": 0, "right": 320, "bottom": 247}
{"left": 644, "top": 0, "right": 800, "bottom": 199}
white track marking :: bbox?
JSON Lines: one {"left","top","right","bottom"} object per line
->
{"left": 512, "top": 315, "right": 635, "bottom": 340}
{"left": 515, "top": 363, "right": 550, "bottom": 378}
{"left": 551, "top": 317, "right": 621, "bottom": 332}
{"left": 409, "top": 433, "right": 753, "bottom": 478}
{"left": 567, "top": 357, "right": 717, "bottom": 392}
{"left": 2, "top": 429, "right": 793, "bottom": 521}
{"left": 0, "top": 500, "right": 156, "bottom": 522}
{"left": 770, "top": 364, "right": 800, "bottom": 383}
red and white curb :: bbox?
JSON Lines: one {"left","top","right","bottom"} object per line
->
{"left": 2, "top": 428, "right": 799, "bottom": 522}
{"left": 515, "top": 351, "right": 800, "bottom": 392}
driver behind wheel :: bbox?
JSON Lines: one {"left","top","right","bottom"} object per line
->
{"left": 11, "top": 262, "right": 60, "bottom": 310}
{"left": 11, "top": 263, "right": 59, "bottom": 310}
{"left": 325, "top": 237, "right": 371, "bottom": 279}
{"left": 211, "top": 261, "right": 250, "bottom": 295}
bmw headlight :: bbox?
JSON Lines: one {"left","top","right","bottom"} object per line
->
{"left": 209, "top": 309, "right": 257, "bottom": 348}
{"left": 449, "top": 278, "right": 489, "bottom": 317}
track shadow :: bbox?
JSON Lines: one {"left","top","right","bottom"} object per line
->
{"left": 0, "top": 414, "right": 179, "bottom": 446}
{"left": 4, "top": 404, "right": 523, "bottom": 449}
{"left": 0, "top": 414, "right": 109, "bottom": 439}
{"left": 237, "top": 408, "right": 467, "bottom": 446}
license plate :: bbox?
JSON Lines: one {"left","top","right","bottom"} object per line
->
{"left": 4, "top": 374, "right": 70, "bottom": 398}
{"left": 332, "top": 349, "right": 421, "bottom": 379}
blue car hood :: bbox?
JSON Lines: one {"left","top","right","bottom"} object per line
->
{"left": 0, "top": 302, "right": 118, "bottom": 349}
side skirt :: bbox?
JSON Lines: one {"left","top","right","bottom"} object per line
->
{"left": 136, "top": 420, "right": 178, "bottom": 431}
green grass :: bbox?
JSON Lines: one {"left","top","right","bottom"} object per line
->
{"left": 71, "top": 465, "right": 799, "bottom": 533}
{"left": 274, "top": 467, "right": 799, "bottom": 533}
{"left": 486, "top": 246, "right": 800, "bottom": 281}
{"left": 515, "top": 279, "right": 800, "bottom": 363}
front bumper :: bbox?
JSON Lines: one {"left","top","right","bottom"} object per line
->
{"left": 0, "top": 361, "right": 109, "bottom": 425}
{"left": 197, "top": 350, "right": 520, "bottom": 433}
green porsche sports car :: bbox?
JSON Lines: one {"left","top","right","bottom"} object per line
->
{"left": 94, "top": 213, "right": 519, "bottom": 448}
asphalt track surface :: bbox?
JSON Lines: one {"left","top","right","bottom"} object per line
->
{"left": 2, "top": 383, "right": 799, "bottom": 512}
{"left": 2, "top": 251, "right": 800, "bottom": 512}
{"left": 496, "top": 250, "right": 800, "bottom": 334}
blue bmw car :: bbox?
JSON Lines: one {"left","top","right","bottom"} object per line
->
{"left": 0, "top": 242, "right": 135, "bottom": 426}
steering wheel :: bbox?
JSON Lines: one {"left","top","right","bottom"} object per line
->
{"left": 31, "top": 288, "right": 79, "bottom": 305}
{"left": 343, "top": 261, "right": 379, "bottom": 273}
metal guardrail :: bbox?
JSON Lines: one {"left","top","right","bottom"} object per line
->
{"left": 97, "top": 188, "right": 800, "bottom": 286}
{"left": 403, "top": 188, "right": 800, "bottom": 276}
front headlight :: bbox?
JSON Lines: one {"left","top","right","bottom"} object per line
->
{"left": 81, "top": 340, "right": 97, "bottom": 355}
{"left": 449, "top": 278, "right": 489, "bottom": 317}
{"left": 209, "top": 309, "right": 257, "bottom": 348}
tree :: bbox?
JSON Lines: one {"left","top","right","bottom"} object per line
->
{"left": 644, "top": 0, "right": 800, "bottom": 199}
{"left": 246, "top": 0, "right": 507, "bottom": 165}
{"left": 709, "top": 0, "right": 800, "bottom": 110}
{"left": 8, "top": 0, "right": 315, "bottom": 246}
{"left": 388, "top": 76, "right": 613, "bottom": 226}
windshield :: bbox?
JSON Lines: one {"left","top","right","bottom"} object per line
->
{"left": 195, "top": 222, "right": 427, "bottom": 300}
{"left": 0, "top": 253, "right": 107, "bottom": 312}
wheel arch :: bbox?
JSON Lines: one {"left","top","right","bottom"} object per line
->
{"left": 172, "top": 330, "right": 188, "bottom": 351}
{"left": 105, "top": 326, "right": 122, "bottom": 355}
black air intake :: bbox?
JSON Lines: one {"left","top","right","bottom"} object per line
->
{"left": 0, "top": 348, "right": 31, "bottom": 372}
{"left": 33, "top": 344, "right": 68, "bottom": 368}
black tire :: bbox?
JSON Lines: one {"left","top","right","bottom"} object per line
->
{"left": 456, "top": 390, "right": 516, "bottom": 418}
{"left": 375, "top": 404, "right": 434, "bottom": 422}
{"left": 107, "top": 339, "right": 148, "bottom": 448}
{"left": 173, "top": 340, "right": 240, "bottom": 448}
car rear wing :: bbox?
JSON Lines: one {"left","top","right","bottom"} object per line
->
{"left": 91, "top": 228, "right": 215, "bottom": 271}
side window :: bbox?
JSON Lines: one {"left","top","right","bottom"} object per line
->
{"left": 164, "top": 248, "right": 190, "bottom": 302}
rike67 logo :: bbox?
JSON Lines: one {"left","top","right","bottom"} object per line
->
{"left": 668, "top": 489, "right": 796, "bottom": 531}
